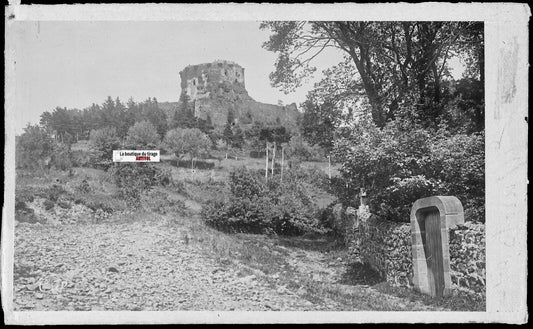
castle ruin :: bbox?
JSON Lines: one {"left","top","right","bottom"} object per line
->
{"left": 177, "top": 60, "right": 299, "bottom": 129}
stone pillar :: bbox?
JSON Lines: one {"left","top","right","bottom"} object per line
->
{"left": 410, "top": 196, "right": 464, "bottom": 298}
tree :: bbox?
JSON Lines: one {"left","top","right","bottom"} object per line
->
{"left": 259, "top": 125, "right": 291, "bottom": 147}
{"left": 301, "top": 100, "right": 337, "bottom": 152}
{"left": 286, "top": 135, "right": 318, "bottom": 164}
{"left": 173, "top": 94, "right": 196, "bottom": 129}
{"left": 89, "top": 127, "right": 121, "bottom": 162}
{"left": 163, "top": 128, "right": 211, "bottom": 167}
{"left": 125, "top": 121, "right": 160, "bottom": 149}
{"left": 16, "top": 124, "right": 54, "bottom": 170}
{"left": 261, "top": 21, "right": 481, "bottom": 128}
{"left": 223, "top": 108, "right": 235, "bottom": 148}
{"left": 140, "top": 98, "right": 168, "bottom": 138}
{"left": 231, "top": 124, "right": 245, "bottom": 149}
{"left": 244, "top": 121, "right": 265, "bottom": 151}
{"left": 49, "top": 107, "right": 73, "bottom": 142}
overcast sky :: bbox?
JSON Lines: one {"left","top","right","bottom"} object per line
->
{"left": 11, "top": 20, "right": 466, "bottom": 134}
{"left": 11, "top": 21, "right": 347, "bottom": 134}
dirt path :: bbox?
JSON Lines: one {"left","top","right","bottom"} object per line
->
{"left": 13, "top": 196, "right": 448, "bottom": 312}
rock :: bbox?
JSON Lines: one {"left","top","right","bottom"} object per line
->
{"left": 108, "top": 267, "right": 119, "bottom": 273}
{"left": 35, "top": 292, "right": 44, "bottom": 299}
{"left": 26, "top": 283, "right": 39, "bottom": 291}
{"left": 220, "top": 258, "right": 231, "bottom": 265}
{"left": 238, "top": 275, "right": 256, "bottom": 284}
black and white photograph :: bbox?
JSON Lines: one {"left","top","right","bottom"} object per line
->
{"left": 2, "top": 3, "right": 528, "bottom": 324}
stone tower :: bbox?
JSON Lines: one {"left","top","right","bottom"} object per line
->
{"left": 178, "top": 60, "right": 299, "bottom": 129}
{"left": 179, "top": 60, "right": 247, "bottom": 102}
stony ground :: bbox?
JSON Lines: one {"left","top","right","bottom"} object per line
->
{"left": 15, "top": 219, "right": 316, "bottom": 311}
{"left": 13, "top": 211, "right": 448, "bottom": 311}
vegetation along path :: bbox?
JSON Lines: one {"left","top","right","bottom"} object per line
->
{"left": 14, "top": 198, "right": 448, "bottom": 312}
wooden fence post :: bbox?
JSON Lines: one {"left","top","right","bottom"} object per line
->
{"left": 265, "top": 142, "right": 269, "bottom": 182}
{"left": 271, "top": 143, "right": 276, "bottom": 177}
{"left": 281, "top": 144, "right": 285, "bottom": 183}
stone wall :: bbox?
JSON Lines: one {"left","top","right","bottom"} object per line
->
{"left": 342, "top": 205, "right": 485, "bottom": 298}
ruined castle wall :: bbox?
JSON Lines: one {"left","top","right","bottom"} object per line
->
{"left": 180, "top": 60, "right": 246, "bottom": 101}
{"left": 178, "top": 60, "right": 299, "bottom": 128}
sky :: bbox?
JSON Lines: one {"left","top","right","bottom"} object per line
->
{"left": 10, "top": 20, "right": 465, "bottom": 134}
{"left": 10, "top": 21, "right": 346, "bottom": 134}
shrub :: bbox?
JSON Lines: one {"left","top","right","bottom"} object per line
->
{"left": 71, "top": 150, "right": 92, "bottom": 167}
{"left": 143, "top": 190, "right": 187, "bottom": 215}
{"left": 44, "top": 184, "right": 67, "bottom": 202}
{"left": 74, "top": 194, "right": 124, "bottom": 213}
{"left": 202, "top": 167, "right": 327, "bottom": 235}
{"left": 249, "top": 150, "right": 266, "bottom": 158}
{"left": 74, "top": 179, "right": 92, "bottom": 194}
{"left": 43, "top": 199, "right": 55, "bottom": 211}
{"left": 50, "top": 143, "right": 73, "bottom": 171}
{"left": 286, "top": 135, "right": 323, "bottom": 163}
{"left": 228, "top": 167, "right": 265, "bottom": 198}
{"left": 109, "top": 163, "right": 164, "bottom": 206}
{"left": 333, "top": 119, "right": 485, "bottom": 222}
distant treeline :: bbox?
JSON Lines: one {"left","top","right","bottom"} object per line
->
{"left": 39, "top": 96, "right": 169, "bottom": 143}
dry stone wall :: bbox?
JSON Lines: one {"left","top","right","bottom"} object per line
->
{"left": 338, "top": 204, "right": 485, "bottom": 299}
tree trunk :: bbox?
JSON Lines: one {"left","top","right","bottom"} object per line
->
{"left": 348, "top": 49, "right": 386, "bottom": 128}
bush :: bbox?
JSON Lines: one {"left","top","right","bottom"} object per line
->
{"left": 333, "top": 119, "right": 485, "bottom": 222}
{"left": 109, "top": 163, "right": 165, "bottom": 206}
{"left": 50, "top": 143, "right": 73, "bottom": 171}
{"left": 71, "top": 150, "right": 92, "bottom": 167}
{"left": 143, "top": 190, "right": 187, "bottom": 215}
{"left": 249, "top": 150, "right": 266, "bottom": 158}
{"left": 74, "top": 194, "right": 125, "bottom": 213}
{"left": 202, "top": 167, "right": 327, "bottom": 235}
{"left": 43, "top": 199, "right": 55, "bottom": 211}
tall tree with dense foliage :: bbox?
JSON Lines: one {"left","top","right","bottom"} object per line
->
{"left": 140, "top": 97, "right": 168, "bottom": 138}
{"left": 16, "top": 124, "right": 54, "bottom": 170}
{"left": 173, "top": 94, "right": 196, "bottom": 129}
{"left": 261, "top": 21, "right": 483, "bottom": 128}
{"left": 163, "top": 128, "right": 211, "bottom": 167}
{"left": 125, "top": 121, "right": 161, "bottom": 149}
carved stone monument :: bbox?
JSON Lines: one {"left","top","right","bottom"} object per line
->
{"left": 410, "top": 196, "right": 464, "bottom": 298}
